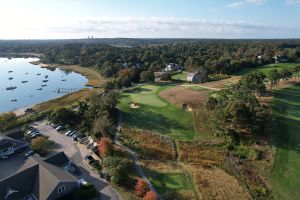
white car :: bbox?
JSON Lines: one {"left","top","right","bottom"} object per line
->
{"left": 56, "top": 126, "right": 64, "bottom": 131}
{"left": 69, "top": 131, "right": 77, "bottom": 137}
{"left": 65, "top": 130, "right": 73, "bottom": 135}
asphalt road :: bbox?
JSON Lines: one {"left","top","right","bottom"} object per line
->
{"left": 33, "top": 121, "right": 121, "bottom": 200}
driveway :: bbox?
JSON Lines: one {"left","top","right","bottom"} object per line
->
{"left": 33, "top": 121, "right": 121, "bottom": 200}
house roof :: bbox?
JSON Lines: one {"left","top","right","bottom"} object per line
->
{"left": 0, "top": 139, "right": 13, "bottom": 150}
{"left": 0, "top": 134, "right": 27, "bottom": 151}
{"left": 0, "top": 152, "right": 78, "bottom": 200}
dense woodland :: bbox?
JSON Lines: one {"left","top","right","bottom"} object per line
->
{"left": 1, "top": 39, "right": 300, "bottom": 76}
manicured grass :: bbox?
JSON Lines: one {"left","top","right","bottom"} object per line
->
{"left": 235, "top": 63, "right": 299, "bottom": 76}
{"left": 118, "top": 84, "right": 197, "bottom": 141}
{"left": 147, "top": 172, "right": 190, "bottom": 191}
{"left": 172, "top": 71, "right": 188, "bottom": 81}
{"left": 271, "top": 84, "right": 300, "bottom": 200}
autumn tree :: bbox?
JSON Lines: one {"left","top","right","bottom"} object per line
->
{"left": 143, "top": 191, "right": 157, "bottom": 200}
{"left": 97, "top": 138, "right": 113, "bottom": 157}
{"left": 135, "top": 178, "right": 149, "bottom": 197}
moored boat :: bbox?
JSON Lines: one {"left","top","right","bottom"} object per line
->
{"left": 6, "top": 86, "right": 17, "bottom": 90}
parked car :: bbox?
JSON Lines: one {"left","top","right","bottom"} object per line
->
{"left": 56, "top": 126, "right": 64, "bottom": 131}
{"left": 69, "top": 131, "right": 77, "bottom": 137}
{"left": 31, "top": 133, "right": 41, "bottom": 138}
{"left": 51, "top": 124, "right": 59, "bottom": 128}
{"left": 25, "top": 150, "right": 34, "bottom": 158}
{"left": 65, "top": 130, "right": 73, "bottom": 136}
{"left": 28, "top": 131, "right": 39, "bottom": 136}
{"left": 27, "top": 129, "right": 37, "bottom": 135}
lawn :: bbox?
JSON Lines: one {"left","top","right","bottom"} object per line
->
{"left": 172, "top": 71, "right": 188, "bottom": 81}
{"left": 235, "top": 63, "right": 299, "bottom": 76}
{"left": 147, "top": 171, "right": 190, "bottom": 191}
{"left": 118, "top": 84, "right": 197, "bottom": 141}
{"left": 271, "top": 84, "right": 300, "bottom": 200}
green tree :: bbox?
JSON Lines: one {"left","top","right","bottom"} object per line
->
{"left": 140, "top": 71, "right": 155, "bottom": 82}
{"left": 31, "top": 136, "right": 55, "bottom": 155}
{"left": 0, "top": 112, "right": 17, "bottom": 132}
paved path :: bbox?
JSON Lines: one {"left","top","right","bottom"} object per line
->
{"left": 114, "top": 112, "right": 162, "bottom": 199}
{"left": 33, "top": 121, "right": 121, "bottom": 200}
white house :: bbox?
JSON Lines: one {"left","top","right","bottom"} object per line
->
{"left": 164, "top": 63, "right": 183, "bottom": 72}
{"left": 187, "top": 70, "right": 200, "bottom": 83}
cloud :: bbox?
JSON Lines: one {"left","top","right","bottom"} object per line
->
{"left": 285, "top": 0, "right": 300, "bottom": 4}
{"left": 0, "top": 16, "right": 298, "bottom": 39}
{"left": 226, "top": 1, "right": 245, "bottom": 8}
{"left": 226, "top": 0, "right": 266, "bottom": 8}
{"left": 40, "top": 17, "right": 298, "bottom": 39}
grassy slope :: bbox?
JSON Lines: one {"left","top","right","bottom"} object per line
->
{"left": 235, "top": 63, "right": 299, "bottom": 76}
{"left": 118, "top": 84, "right": 197, "bottom": 141}
{"left": 271, "top": 85, "right": 300, "bottom": 200}
{"left": 172, "top": 71, "right": 188, "bottom": 81}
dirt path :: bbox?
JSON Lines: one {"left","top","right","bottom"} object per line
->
{"left": 114, "top": 112, "right": 162, "bottom": 199}
{"left": 180, "top": 84, "right": 221, "bottom": 91}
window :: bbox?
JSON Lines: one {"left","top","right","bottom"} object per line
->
{"left": 57, "top": 185, "right": 65, "bottom": 193}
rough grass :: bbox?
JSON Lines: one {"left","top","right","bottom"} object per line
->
{"left": 235, "top": 63, "right": 300, "bottom": 76}
{"left": 184, "top": 164, "right": 252, "bottom": 200}
{"left": 118, "top": 84, "right": 197, "bottom": 141}
{"left": 120, "top": 126, "right": 196, "bottom": 200}
{"left": 159, "top": 86, "right": 209, "bottom": 108}
{"left": 271, "top": 84, "right": 300, "bottom": 200}
{"left": 34, "top": 88, "right": 94, "bottom": 111}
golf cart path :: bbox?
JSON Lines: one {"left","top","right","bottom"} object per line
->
{"left": 114, "top": 112, "right": 162, "bottom": 199}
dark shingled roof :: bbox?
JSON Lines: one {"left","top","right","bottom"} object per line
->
{"left": 0, "top": 139, "right": 13, "bottom": 150}
{"left": 0, "top": 152, "right": 78, "bottom": 200}
{"left": 44, "top": 152, "right": 69, "bottom": 166}
{"left": 0, "top": 134, "right": 27, "bottom": 151}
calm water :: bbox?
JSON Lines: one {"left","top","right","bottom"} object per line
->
{"left": 0, "top": 57, "right": 88, "bottom": 113}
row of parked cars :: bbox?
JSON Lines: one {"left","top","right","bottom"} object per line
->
{"left": 48, "top": 122, "right": 82, "bottom": 141}
{"left": 65, "top": 130, "right": 81, "bottom": 141}
{"left": 26, "top": 127, "right": 41, "bottom": 138}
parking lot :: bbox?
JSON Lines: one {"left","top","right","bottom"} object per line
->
{"left": 32, "top": 121, "right": 86, "bottom": 161}
{"left": 32, "top": 121, "right": 121, "bottom": 200}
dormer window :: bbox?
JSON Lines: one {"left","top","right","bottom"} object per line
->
{"left": 57, "top": 185, "right": 65, "bottom": 193}
{"left": 4, "top": 187, "right": 18, "bottom": 199}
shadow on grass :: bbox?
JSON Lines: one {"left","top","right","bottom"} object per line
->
{"left": 122, "top": 109, "right": 190, "bottom": 140}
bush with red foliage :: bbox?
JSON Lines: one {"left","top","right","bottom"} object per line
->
{"left": 143, "top": 191, "right": 157, "bottom": 200}
{"left": 135, "top": 178, "right": 149, "bottom": 197}
{"left": 97, "top": 138, "right": 113, "bottom": 157}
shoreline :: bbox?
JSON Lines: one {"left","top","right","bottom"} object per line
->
{"left": 30, "top": 60, "right": 105, "bottom": 88}
{"left": 0, "top": 59, "right": 105, "bottom": 116}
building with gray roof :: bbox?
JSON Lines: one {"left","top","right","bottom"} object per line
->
{"left": 0, "top": 152, "right": 79, "bottom": 200}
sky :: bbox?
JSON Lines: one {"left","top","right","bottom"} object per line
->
{"left": 0, "top": 0, "right": 300, "bottom": 39}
